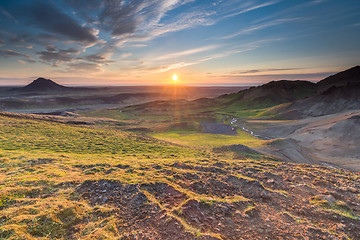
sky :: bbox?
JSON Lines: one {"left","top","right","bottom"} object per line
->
{"left": 0, "top": 0, "right": 359, "bottom": 86}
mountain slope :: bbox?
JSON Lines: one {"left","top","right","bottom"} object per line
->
{"left": 316, "top": 66, "right": 360, "bottom": 93}
{"left": 217, "top": 80, "right": 316, "bottom": 109}
{"left": 269, "top": 67, "right": 360, "bottom": 119}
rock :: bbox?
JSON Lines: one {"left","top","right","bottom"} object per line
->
{"left": 245, "top": 207, "right": 259, "bottom": 218}
{"left": 319, "top": 194, "right": 336, "bottom": 204}
{"left": 129, "top": 192, "right": 148, "bottom": 208}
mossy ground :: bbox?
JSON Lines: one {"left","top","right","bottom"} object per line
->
{"left": 1, "top": 110, "right": 360, "bottom": 239}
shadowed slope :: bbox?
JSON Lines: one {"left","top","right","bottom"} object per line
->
{"left": 316, "top": 66, "right": 360, "bottom": 93}
{"left": 269, "top": 67, "right": 360, "bottom": 119}
{"left": 217, "top": 80, "right": 316, "bottom": 110}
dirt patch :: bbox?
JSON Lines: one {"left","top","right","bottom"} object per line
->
{"left": 141, "top": 182, "right": 188, "bottom": 208}
{"left": 69, "top": 157, "right": 360, "bottom": 240}
{"left": 200, "top": 122, "right": 237, "bottom": 135}
{"left": 27, "top": 158, "right": 55, "bottom": 166}
{"left": 76, "top": 180, "right": 197, "bottom": 239}
{"left": 213, "top": 144, "right": 260, "bottom": 156}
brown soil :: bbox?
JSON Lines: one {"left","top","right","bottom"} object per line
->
{"left": 200, "top": 122, "right": 237, "bottom": 135}
{"left": 75, "top": 161, "right": 360, "bottom": 239}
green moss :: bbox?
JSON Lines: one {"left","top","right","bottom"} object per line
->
{"left": 311, "top": 197, "right": 360, "bottom": 220}
{"left": 0, "top": 228, "right": 13, "bottom": 239}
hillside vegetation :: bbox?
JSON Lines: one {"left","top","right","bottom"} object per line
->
{"left": 1, "top": 113, "right": 360, "bottom": 239}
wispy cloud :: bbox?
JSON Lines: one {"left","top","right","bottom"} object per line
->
{"left": 222, "top": 18, "right": 303, "bottom": 39}
{"left": 66, "top": 62, "right": 102, "bottom": 72}
{"left": 83, "top": 52, "right": 114, "bottom": 65}
{"left": 0, "top": 6, "right": 18, "bottom": 23}
{"left": 146, "top": 47, "right": 263, "bottom": 73}
{"left": 142, "top": 38, "right": 283, "bottom": 73}
{"left": 154, "top": 45, "right": 218, "bottom": 61}
{"left": 113, "top": 9, "right": 216, "bottom": 45}
{"left": 37, "top": 47, "right": 83, "bottom": 66}
{"left": 223, "top": 1, "right": 281, "bottom": 19}
{"left": 210, "top": 72, "right": 334, "bottom": 83}
{"left": 0, "top": 49, "right": 35, "bottom": 63}
{"left": 229, "top": 68, "right": 303, "bottom": 75}
{"left": 120, "top": 53, "right": 132, "bottom": 59}
{"left": 22, "top": 1, "right": 99, "bottom": 45}
{"left": 253, "top": 0, "right": 325, "bottom": 24}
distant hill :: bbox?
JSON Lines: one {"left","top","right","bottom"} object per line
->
{"left": 120, "top": 66, "right": 360, "bottom": 119}
{"left": 266, "top": 66, "right": 360, "bottom": 119}
{"left": 20, "top": 77, "right": 68, "bottom": 92}
{"left": 270, "top": 83, "right": 360, "bottom": 119}
{"left": 217, "top": 80, "right": 316, "bottom": 109}
{"left": 213, "top": 66, "right": 360, "bottom": 117}
{"left": 316, "top": 66, "right": 360, "bottom": 93}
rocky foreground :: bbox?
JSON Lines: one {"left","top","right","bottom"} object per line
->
{"left": 73, "top": 160, "right": 360, "bottom": 239}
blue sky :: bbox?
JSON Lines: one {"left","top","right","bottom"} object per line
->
{"left": 0, "top": 0, "right": 359, "bottom": 85}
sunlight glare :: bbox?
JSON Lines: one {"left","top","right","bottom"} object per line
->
{"left": 172, "top": 74, "right": 178, "bottom": 81}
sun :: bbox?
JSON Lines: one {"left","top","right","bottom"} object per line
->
{"left": 172, "top": 74, "right": 178, "bottom": 81}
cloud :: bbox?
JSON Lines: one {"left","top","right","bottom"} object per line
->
{"left": 145, "top": 46, "right": 256, "bottom": 73}
{"left": 224, "top": 1, "right": 281, "bottom": 19}
{"left": 144, "top": 10, "right": 216, "bottom": 40}
{"left": 222, "top": 18, "right": 302, "bottom": 39}
{"left": 37, "top": 48, "right": 82, "bottom": 66}
{"left": 0, "top": 6, "right": 18, "bottom": 23}
{"left": 253, "top": 0, "right": 325, "bottom": 25}
{"left": 46, "top": 45, "right": 57, "bottom": 52}
{"left": 154, "top": 45, "right": 218, "bottom": 61}
{"left": 121, "top": 53, "right": 132, "bottom": 58}
{"left": 66, "top": 62, "right": 102, "bottom": 72}
{"left": 230, "top": 68, "right": 303, "bottom": 75}
{"left": 19, "top": 1, "right": 98, "bottom": 44}
{"left": 0, "top": 0, "right": 223, "bottom": 71}
{"left": 83, "top": 52, "right": 114, "bottom": 64}
{"left": 0, "top": 49, "right": 35, "bottom": 63}
{"left": 38, "top": 46, "right": 114, "bottom": 67}
{"left": 64, "top": 0, "right": 103, "bottom": 23}
{"left": 210, "top": 72, "right": 335, "bottom": 83}
{"left": 66, "top": 0, "right": 211, "bottom": 42}
{"left": 142, "top": 38, "right": 283, "bottom": 73}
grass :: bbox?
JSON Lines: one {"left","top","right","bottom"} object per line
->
{"left": 2, "top": 104, "right": 359, "bottom": 239}
{"left": 149, "top": 130, "right": 265, "bottom": 149}
{"left": 0, "top": 115, "right": 200, "bottom": 159}
{"left": 311, "top": 196, "right": 360, "bottom": 221}
{"left": 81, "top": 108, "right": 172, "bottom": 121}
{"left": 0, "top": 113, "right": 263, "bottom": 239}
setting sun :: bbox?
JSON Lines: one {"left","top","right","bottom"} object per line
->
{"left": 172, "top": 74, "right": 178, "bottom": 81}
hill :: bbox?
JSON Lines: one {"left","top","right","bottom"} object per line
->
{"left": 215, "top": 66, "right": 360, "bottom": 114}
{"left": 316, "top": 66, "right": 360, "bottom": 93}
{"left": 269, "top": 67, "right": 360, "bottom": 119}
{"left": 18, "top": 77, "right": 68, "bottom": 92}
{"left": 217, "top": 80, "right": 316, "bottom": 110}
{"left": 284, "top": 83, "right": 360, "bottom": 118}
{"left": 0, "top": 113, "right": 359, "bottom": 239}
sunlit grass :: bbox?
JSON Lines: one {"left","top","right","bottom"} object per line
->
{"left": 0, "top": 115, "right": 201, "bottom": 159}
{"left": 310, "top": 196, "right": 360, "bottom": 220}
{"left": 149, "top": 130, "right": 265, "bottom": 149}
{"left": 2, "top": 109, "right": 357, "bottom": 239}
